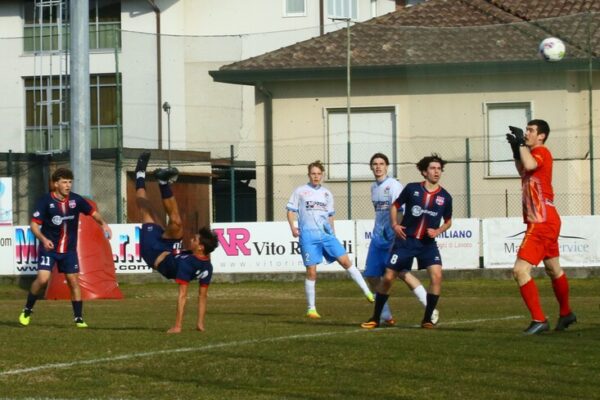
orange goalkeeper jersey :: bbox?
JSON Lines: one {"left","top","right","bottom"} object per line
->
{"left": 521, "top": 145, "right": 556, "bottom": 224}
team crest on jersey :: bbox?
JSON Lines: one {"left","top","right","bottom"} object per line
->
{"left": 435, "top": 196, "right": 445, "bottom": 206}
{"left": 384, "top": 186, "right": 390, "bottom": 195}
{"left": 69, "top": 200, "right": 76, "bottom": 208}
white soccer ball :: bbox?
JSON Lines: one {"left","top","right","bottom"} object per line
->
{"left": 539, "top": 37, "right": 565, "bottom": 62}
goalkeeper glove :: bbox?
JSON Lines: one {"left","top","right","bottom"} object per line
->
{"left": 506, "top": 126, "right": 525, "bottom": 160}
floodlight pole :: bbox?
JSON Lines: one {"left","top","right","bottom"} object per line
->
{"left": 162, "top": 101, "right": 171, "bottom": 167}
{"left": 332, "top": 17, "right": 352, "bottom": 219}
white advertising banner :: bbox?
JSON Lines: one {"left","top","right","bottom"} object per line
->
{"left": 0, "top": 178, "right": 12, "bottom": 225}
{"left": 0, "top": 226, "right": 15, "bottom": 275}
{"left": 211, "top": 220, "right": 356, "bottom": 273}
{"left": 483, "top": 216, "right": 600, "bottom": 268}
{"left": 355, "top": 218, "right": 480, "bottom": 270}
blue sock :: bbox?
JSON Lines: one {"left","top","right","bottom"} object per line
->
{"left": 159, "top": 183, "right": 173, "bottom": 199}
{"left": 72, "top": 300, "right": 83, "bottom": 319}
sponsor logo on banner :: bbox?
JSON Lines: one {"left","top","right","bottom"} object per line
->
{"left": 482, "top": 216, "right": 600, "bottom": 268}
{"left": 211, "top": 221, "right": 355, "bottom": 273}
{"left": 11, "top": 224, "right": 154, "bottom": 275}
{"left": 0, "top": 226, "right": 15, "bottom": 275}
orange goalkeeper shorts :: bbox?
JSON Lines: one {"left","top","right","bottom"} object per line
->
{"left": 517, "top": 207, "right": 561, "bottom": 266}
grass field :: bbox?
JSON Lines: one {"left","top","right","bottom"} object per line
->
{"left": 1, "top": 277, "right": 599, "bottom": 400}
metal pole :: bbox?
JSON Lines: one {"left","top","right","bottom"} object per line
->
{"left": 466, "top": 138, "right": 471, "bottom": 218}
{"left": 115, "top": 26, "right": 123, "bottom": 223}
{"left": 162, "top": 102, "right": 171, "bottom": 167}
{"left": 70, "top": 0, "right": 91, "bottom": 197}
{"left": 230, "top": 144, "right": 236, "bottom": 222}
{"left": 346, "top": 18, "right": 352, "bottom": 219}
{"left": 587, "top": 12, "right": 595, "bottom": 215}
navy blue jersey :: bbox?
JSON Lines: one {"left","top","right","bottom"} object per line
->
{"left": 31, "top": 192, "right": 95, "bottom": 253}
{"left": 157, "top": 250, "right": 213, "bottom": 286}
{"left": 394, "top": 182, "right": 452, "bottom": 242}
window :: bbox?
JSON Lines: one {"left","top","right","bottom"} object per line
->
{"left": 327, "top": 0, "right": 358, "bottom": 20}
{"left": 24, "top": 74, "right": 121, "bottom": 152}
{"left": 284, "top": 0, "right": 306, "bottom": 16}
{"left": 485, "top": 102, "right": 531, "bottom": 177}
{"left": 327, "top": 107, "right": 396, "bottom": 180}
{"left": 23, "top": 0, "right": 121, "bottom": 52}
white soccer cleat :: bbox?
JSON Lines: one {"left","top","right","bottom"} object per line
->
{"left": 431, "top": 309, "right": 440, "bottom": 325}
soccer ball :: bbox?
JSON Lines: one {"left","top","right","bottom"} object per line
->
{"left": 539, "top": 37, "right": 565, "bottom": 62}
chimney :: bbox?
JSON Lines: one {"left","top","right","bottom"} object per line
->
{"left": 395, "top": 0, "right": 406, "bottom": 10}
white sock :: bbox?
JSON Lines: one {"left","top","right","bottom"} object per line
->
{"left": 346, "top": 266, "right": 371, "bottom": 296}
{"left": 380, "top": 301, "right": 392, "bottom": 321}
{"left": 413, "top": 285, "right": 428, "bottom": 308}
{"left": 305, "top": 279, "right": 316, "bottom": 310}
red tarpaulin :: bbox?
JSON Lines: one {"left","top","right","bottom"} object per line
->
{"left": 45, "top": 207, "right": 123, "bottom": 300}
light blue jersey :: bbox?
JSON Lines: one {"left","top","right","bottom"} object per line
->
{"left": 364, "top": 176, "right": 403, "bottom": 277}
{"left": 286, "top": 183, "right": 335, "bottom": 237}
{"left": 287, "top": 183, "right": 345, "bottom": 266}
{"left": 370, "top": 177, "right": 403, "bottom": 248}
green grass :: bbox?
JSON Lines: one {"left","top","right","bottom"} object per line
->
{"left": 1, "top": 277, "right": 599, "bottom": 399}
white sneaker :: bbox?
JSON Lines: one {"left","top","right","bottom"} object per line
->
{"left": 431, "top": 309, "right": 440, "bottom": 325}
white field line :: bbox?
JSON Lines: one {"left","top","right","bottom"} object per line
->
{"left": 0, "top": 315, "right": 523, "bottom": 377}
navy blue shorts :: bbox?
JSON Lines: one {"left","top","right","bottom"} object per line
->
{"left": 157, "top": 254, "right": 177, "bottom": 280}
{"left": 387, "top": 237, "right": 442, "bottom": 272}
{"left": 37, "top": 249, "right": 79, "bottom": 274}
{"left": 140, "top": 223, "right": 181, "bottom": 268}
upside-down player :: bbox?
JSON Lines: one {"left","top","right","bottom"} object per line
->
{"left": 506, "top": 120, "right": 576, "bottom": 334}
{"left": 135, "top": 152, "right": 218, "bottom": 333}
{"left": 362, "top": 154, "right": 452, "bottom": 329}
{"left": 364, "top": 153, "right": 439, "bottom": 327}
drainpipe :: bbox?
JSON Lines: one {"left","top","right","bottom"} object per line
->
{"left": 319, "top": 0, "right": 324, "bottom": 35}
{"left": 257, "top": 84, "right": 274, "bottom": 221}
{"left": 147, "top": 0, "right": 163, "bottom": 149}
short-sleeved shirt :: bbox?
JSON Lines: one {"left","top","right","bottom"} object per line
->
{"left": 157, "top": 251, "right": 213, "bottom": 286}
{"left": 31, "top": 192, "right": 95, "bottom": 253}
{"left": 521, "top": 146, "right": 556, "bottom": 224}
{"left": 370, "top": 177, "right": 403, "bottom": 249}
{"left": 286, "top": 183, "right": 335, "bottom": 238}
{"left": 394, "top": 182, "right": 453, "bottom": 243}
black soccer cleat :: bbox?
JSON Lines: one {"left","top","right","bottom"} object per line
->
{"left": 136, "top": 151, "right": 151, "bottom": 173}
{"left": 555, "top": 312, "right": 577, "bottom": 331}
{"left": 523, "top": 320, "right": 550, "bottom": 335}
{"left": 154, "top": 167, "right": 179, "bottom": 183}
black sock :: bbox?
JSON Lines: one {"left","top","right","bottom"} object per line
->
{"left": 424, "top": 293, "right": 439, "bottom": 323}
{"left": 24, "top": 292, "right": 38, "bottom": 312}
{"left": 371, "top": 293, "right": 389, "bottom": 322}
{"left": 72, "top": 300, "right": 83, "bottom": 320}
{"left": 135, "top": 153, "right": 150, "bottom": 190}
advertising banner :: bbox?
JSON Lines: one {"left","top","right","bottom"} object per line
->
{"left": 0, "top": 226, "right": 14, "bottom": 275}
{"left": 10, "top": 224, "right": 153, "bottom": 276}
{"left": 211, "top": 220, "right": 356, "bottom": 273}
{"left": 0, "top": 177, "right": 12, "bottom": 225}
{"left": 356, "top": 218, "right": 480, "bottom": 270}
{"left": 482, "top": 216, "right": 600, "bottom": 268}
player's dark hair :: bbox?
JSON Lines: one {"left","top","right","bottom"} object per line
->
{"left": 198, "top": 227, "right": 219, "bottom": 254}
{"left": 416, "top": 153, "right": 447, "bottom": 172}
{"left": 370, "top": 153, "right": 389, "bottom": 166}
{"left": 307, "top": 160, "right": 325, "bottom": 174}
{"left": 52, "top": 167, "right": 74, "bottom": 182}
{"left": 528, "top": 119, "right": 550, "bottom": 143}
